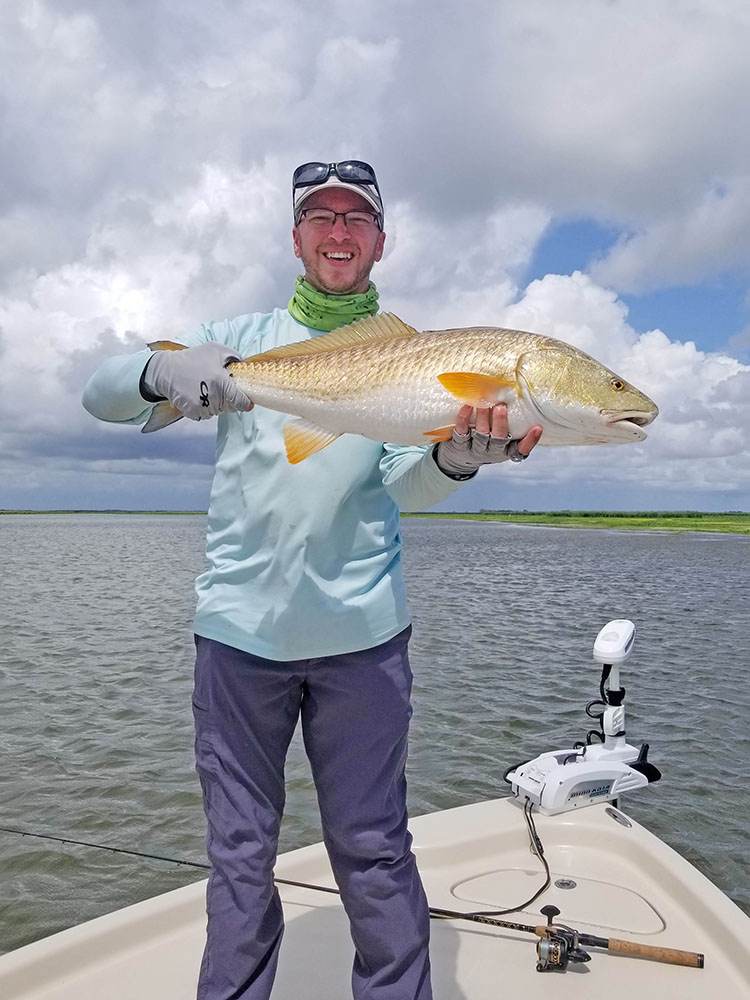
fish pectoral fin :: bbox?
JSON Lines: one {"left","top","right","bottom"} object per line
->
{"left": 283, "top": 418, "right": 341, "bottom": 464}
{"left": 437, "top": 372, "right": 516, "bottom": 407}
{"left": 141, "top": 401, "right": 185, "bottom": 433}
{"left": 423, "top": 425, "right": 455, "bottom": 443}
{"left": 244, "top": 313, "right": 419, "bottom": 363}
{"left": 146, "top": 340, "right": 188, "bottom": 352}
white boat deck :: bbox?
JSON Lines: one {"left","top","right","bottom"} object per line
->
{"left": 1, "top": 797, "right": 748, "bottom": 999}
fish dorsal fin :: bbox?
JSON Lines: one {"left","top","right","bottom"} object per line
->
{"left": 245, "top": 313, "right": 419, "bottom": 362}
{"left": 283, "top": 418, "right": 341, "bottom": 464}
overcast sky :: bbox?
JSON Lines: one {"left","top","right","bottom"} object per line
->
{"left": 1, "top": 0, "right": 749, "bottom": 511}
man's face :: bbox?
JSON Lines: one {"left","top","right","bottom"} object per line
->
{"left": 293, "top": 187, "right": 386, "bottom": 295}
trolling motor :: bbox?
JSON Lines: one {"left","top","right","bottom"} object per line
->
{"left": 500, "top": 621, "right": 705, "bottom": 976}
{"left": 506, "top": 620, "right": 661, "bottom": 816}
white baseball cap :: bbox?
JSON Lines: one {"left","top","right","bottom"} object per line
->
{"left": 292, "top": 161, "right": 384, "bottom": 226}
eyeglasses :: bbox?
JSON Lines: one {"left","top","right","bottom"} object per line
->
{"left": 298, "top": 208, "right": 379, "bottom": 230}
{"left": 292, "top": 161, "right": 383, "bottom": 226}
{"left": 292, "top": 160, "right": 380, "bottom": 192}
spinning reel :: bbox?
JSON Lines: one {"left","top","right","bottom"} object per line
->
{"left": 535, "top": 905, "right": 591, "bottom": 972}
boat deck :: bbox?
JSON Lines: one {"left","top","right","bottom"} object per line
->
{"left": 1, "top": 798, "right": 748, "bottom": 999}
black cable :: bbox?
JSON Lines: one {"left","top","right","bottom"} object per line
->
{"left": 449, "top": 800, "right": 551, "bottom": 919}
{"left": 585, "top": 698, "right": 606, "bottom": 720}
{"left": 502, "top": 758, "right": 530, "bottom": 785}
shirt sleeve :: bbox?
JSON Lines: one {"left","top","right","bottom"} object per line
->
{"left": 379, "top": 442, "right": 468, "bottom": 512}
{"left": 80, "top": 321, "right": 236, "bottom": 425}
{"left": 81, "top": 349, "right": 157, "bottom": 425}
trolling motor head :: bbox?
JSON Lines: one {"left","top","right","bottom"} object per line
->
{"left": 505, "top": 619, "right": 661, "bottom": 815}
{"left": 592, "top": 619, "right": 634, "bottom": 754}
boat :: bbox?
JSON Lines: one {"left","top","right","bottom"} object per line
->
{"left": 1, "top": 621, "right": 748, "bottom": 998}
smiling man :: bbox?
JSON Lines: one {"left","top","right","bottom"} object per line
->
{"left": 292, "top": 189, "right": 385, "bottom": 295}
{"left": 82, "top": 160, "right": 541, "bottom": 1000}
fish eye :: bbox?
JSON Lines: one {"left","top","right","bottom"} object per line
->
{"left": 610, "top": 378, "right": 625, "bottom": 391}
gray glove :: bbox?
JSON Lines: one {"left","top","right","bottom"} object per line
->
{"left": 141, "top": 341, "right": 252, "bottom": 421}
{"left": 436, "top": 428, "right": 527, "bottom": 477}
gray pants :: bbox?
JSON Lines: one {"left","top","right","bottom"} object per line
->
{"left": 192, "top": 629, "right": 432, "bottom": 1000}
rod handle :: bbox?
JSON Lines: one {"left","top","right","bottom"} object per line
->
{"left": 607, "top": 937, "right": 704, "bottom": 968}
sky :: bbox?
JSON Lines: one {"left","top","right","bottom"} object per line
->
{"left": 1, "top": 0, "right": 749, "bottom": 512}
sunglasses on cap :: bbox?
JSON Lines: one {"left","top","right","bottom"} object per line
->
{"left": 292, "top": 160, "right": 383, "bottom": 227}
{"left": 292, "top": 160, "right": 381, "bottom": 192}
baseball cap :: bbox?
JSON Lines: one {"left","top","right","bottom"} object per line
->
{"left": 292, "top": 161, "right": 384, "bottom": 226}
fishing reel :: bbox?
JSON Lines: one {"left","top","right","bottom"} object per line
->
{"left": 535, "top": 905, "right": 591, "bottom": 973}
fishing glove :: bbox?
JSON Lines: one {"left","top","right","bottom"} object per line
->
{"left": 435, "top": 428, "right": 526, "bottom": 478}
{"left": 140, "top": 342, "right": 252, "bottom": 420}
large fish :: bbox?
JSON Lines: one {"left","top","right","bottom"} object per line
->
{"left": 144, "top": 313, "right": 658, "bottom": 463}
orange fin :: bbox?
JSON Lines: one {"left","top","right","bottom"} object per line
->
{"left": 437, "top": 372, "right": 515, "bottom": 407}
{"left": 245, "top": 313, "right": 419, "bottom": 363}
{"left": 147, "top": 340, "right": 188, "bottom": 352}
{"left": 141, "top": 400, "right": 184, "bottom": 433}
{"left": 422, "top": 425, "right": 455, "bottom": 443}
{"left": 283, "top": 418, "right": 341, "bottom": 464}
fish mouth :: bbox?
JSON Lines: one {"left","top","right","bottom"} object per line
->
{"left": 604, "top": 408, "right": 658, "bottom": 429}
{"left": 602, "top": 408, "right": 658, "bottom": 441}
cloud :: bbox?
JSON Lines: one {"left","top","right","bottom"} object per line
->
{"left": 377, "top": 200, "right": 551, "bottom": 328}
{"left": 590, "top": 179, "right": 750, "bottom": 293}
{"left": 1, "top": 0, "right": 749, "bottom": 509}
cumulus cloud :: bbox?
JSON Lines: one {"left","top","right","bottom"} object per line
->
{"left": 591, "top": 179, "right": 750, "bottom": 292}
{"left": 1, "top": 0, "right": 749, "bottom": 509}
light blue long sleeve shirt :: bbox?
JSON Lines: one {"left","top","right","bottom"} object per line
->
{"left": 83, "top": 308, "right": 464, "bottom": 660}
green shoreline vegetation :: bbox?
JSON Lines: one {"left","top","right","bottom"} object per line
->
{"left": 2, "top": 509, "right": 749, "bottom": 533}
{"left": 0, "top": 509, "right": 206, "bottom": 516}
{"left": 404, "top": 510, "right": 750, "bottom": 534}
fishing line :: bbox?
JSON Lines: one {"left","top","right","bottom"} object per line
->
{"left": 0, "top": 823, "right": 548, "bottom": 934}
{"left": 0, "top": 825, "right": 210, "bottom": 870}
{"left": 0, "top": 802, "right": 549, "bottom": 920}
{"left": 0, "top": 823, "right": 532, "bottom": 925}
{"left": 0, "top": 823, "right": 704, "bottom": 968}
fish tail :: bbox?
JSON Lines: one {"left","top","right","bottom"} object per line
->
{"left": 146, "top": 340, "right": 187, "bottom": 352}
{"left": 141, "top": 341, "right": 188, "bottom": 431}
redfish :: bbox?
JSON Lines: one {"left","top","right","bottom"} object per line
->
{"left": 144, "top": 313, "right": 658, "bottom": 463}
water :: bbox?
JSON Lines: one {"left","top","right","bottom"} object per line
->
{"left": 1, "top": 514, "right": 748, "bottom": 956}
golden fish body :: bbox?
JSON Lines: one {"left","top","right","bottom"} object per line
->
{"left": 227, "top": 314, "right": 658, "bottom": 461}
{"left": 144, "top": 313, "right": 658, "bottom": 463}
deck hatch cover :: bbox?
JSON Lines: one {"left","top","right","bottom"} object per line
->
{"left": 451, "top": 868, "right": 664, "bottom": 935}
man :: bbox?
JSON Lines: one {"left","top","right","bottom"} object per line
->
{"left": 82, "top": 160, "right": 542, "bottom": 1000}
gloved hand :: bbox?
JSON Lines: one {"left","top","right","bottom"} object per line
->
{"left": 141, "top": 341, "right": 253, "bottom": 420}
{"left": 436, "top": 404, "right": 542, "bottom": 477}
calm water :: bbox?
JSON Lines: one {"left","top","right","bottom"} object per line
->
{"left": 1, "top": 514, "right": 748, "bottom": 955}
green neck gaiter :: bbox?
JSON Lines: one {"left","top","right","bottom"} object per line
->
{"left": 288, "top": 276, "right": 379, "bottom": 331}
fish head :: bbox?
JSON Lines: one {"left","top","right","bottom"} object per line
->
{"left": 516, "top": 346, "right": 659, "bottom": 444}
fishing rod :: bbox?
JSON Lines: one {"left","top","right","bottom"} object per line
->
{"left": 0, "top": 823, "right": 704, "bottom": 973}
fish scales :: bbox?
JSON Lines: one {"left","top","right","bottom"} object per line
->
{"left": 229, "top": 327, "right": 560, "bottom": 443}
{"left": 232, "top": 328, "right": 550, "bottom": 402}
{"left": 143, "top": 313, "right": 658, "bottom": 459}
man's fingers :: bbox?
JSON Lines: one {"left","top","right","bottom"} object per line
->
{"left": 518, "top": 426, "right": 543, "bottom": 457}
{"left": 475, "top": 407, "right": 492, "bottom": 435}
{"left": 490, "top": 403, "right": 509, "bottom": 439}
{"left": 454, "top": 405, "right": 473, "bottom": 435}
